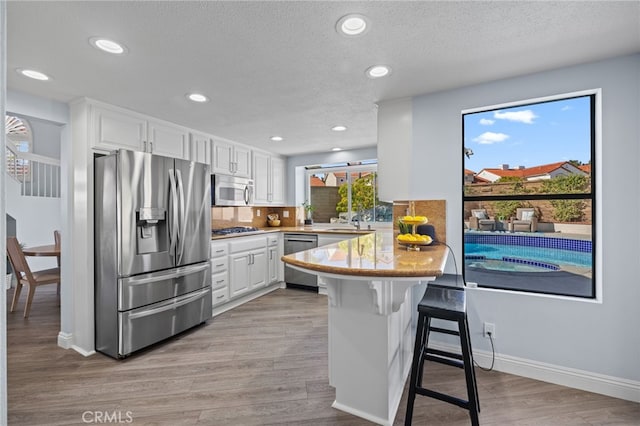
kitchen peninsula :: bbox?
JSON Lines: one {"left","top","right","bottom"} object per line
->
{"left": 282, "top": 231, "right": 447, "bottom": 426}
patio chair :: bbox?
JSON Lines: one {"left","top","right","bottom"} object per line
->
{"left": 468, "top": 209, "right": 496, "bottom": 231}
{"left": 510, "top": 208, "right": 538, "bottom": 232}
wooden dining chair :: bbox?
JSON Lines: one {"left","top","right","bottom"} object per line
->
{"left": 6, "top": 237, "right": 61, "bottom": 318}
{"left": 54, "top": 229, "right": 61, "bottom": 296}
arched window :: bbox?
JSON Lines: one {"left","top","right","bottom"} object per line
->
{"left": 5, "top": 115, "right": 33, "bottom": 152}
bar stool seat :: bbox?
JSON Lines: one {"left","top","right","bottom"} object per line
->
{"left": 405, "top": 274, "right": 480, "bottom": 425}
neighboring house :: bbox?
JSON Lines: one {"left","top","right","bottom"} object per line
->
{"left": 474, "top": 161, "right": 588, "bottom": 183}
{"left": 464, "top": 169, "right": 474, "bottom": 184}
{"left": 309, "top": 175, "right": 325, "bottom": 186}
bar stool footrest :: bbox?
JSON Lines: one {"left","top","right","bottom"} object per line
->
{"left": 425, "top": 353, "right": 464, "bottom": 369}
{"left": 425, "top": 347, "right": 463, "bottom": 361}
{"left": 429, "top": 326, "right": 460, "bottom": 336}
{"left": 415, "top": 386, "right": 471, "bottom": 410}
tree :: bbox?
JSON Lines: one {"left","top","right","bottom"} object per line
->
{"left": 541, "top": 174, "right": 590, "bottom": 222}
{"left": 336, "top": 173, "right": 376, "bottom": 215}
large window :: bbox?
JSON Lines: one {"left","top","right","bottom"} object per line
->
{"left": 305, "top": 162, "right": 392, "bottom": 225}
{"left": 462, "top": 91, "right": 596, "bottom": 298}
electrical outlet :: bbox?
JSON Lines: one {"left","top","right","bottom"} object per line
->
{"left": 256, "top": 209, "right": 261, "bottom": 217}
{"left": 483, "top": 322, "right": 495, "bottom": 338}
{"left": 283, "top": 210, "right": 289, "bottom": 218}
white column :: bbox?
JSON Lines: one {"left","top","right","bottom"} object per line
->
{"left": 324, "top": 276, "right": 429, "bottom": 426}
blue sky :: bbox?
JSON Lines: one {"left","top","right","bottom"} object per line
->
{"left": 463, "top": 95, "right": 592, "bottom": 173}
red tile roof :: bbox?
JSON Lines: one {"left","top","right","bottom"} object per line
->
{"left": 310, "top": 176, "right": 325, "bottom": 187}
{"left": 478, "top": 161, "right": 578, "bottom": 179}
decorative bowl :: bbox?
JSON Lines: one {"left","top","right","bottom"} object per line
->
{"left": 268, "top": 219, "right": 281, "bottom": 227}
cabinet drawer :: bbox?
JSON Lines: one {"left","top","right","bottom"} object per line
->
{"left": 211, "top": 286, "right": 229, "bottom": 307}
{"left": 267, "top": 235, "right": 279, "bottom": 246}
{"left": 211, "top": 242, "right": 229, "bottom": 258}
{"left": 211, "top": 271, "right": 228, "bottom": 290}
{"left": 210, "top": 257, "right": 228, "bottom": 273}
{"left": 229, "top": 236, "right": 267, "bottom": 253}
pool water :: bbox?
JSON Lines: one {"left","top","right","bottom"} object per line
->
{"left": 465, "top": 243, "right": 592, "bottom": 268}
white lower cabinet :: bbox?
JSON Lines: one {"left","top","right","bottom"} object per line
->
{"left": 229, "top": 236, "right": 267, "bottom": 298}
{"left": 267, "top": 234, "right": 281, "bottom": 284}
{"left": 210, "top": 241, "right": 229, "bottom": 307}
{"left": 210, "top": 233, "right": 284, "bottom": 313}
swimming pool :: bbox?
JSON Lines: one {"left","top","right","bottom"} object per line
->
{"left": 464, "top": 233, "right": 592, "bottom": 272}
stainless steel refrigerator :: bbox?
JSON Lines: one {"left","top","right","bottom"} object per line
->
{"left": 95, "top": 149, "right": 212, "bottom": 359}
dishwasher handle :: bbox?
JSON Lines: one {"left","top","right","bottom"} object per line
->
{"left": 285, "top": 238, "right": 317, "bottom": 243}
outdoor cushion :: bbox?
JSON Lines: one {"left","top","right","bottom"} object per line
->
{"left": 472, "top": 210, "right": 487, "bottom": 219}
{"left": 521, "top": 210, "right": 535, "bottom": 221}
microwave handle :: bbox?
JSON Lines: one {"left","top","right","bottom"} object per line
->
{"left": 244, "top": 185, "right": 250, "bottom": 205}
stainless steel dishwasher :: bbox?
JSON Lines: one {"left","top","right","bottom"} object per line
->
{"left": 284, "top": 233, "right": 318, "bottom": 291}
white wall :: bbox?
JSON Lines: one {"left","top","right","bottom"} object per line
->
{"left": 379, "top": 54, "right": 640, "bottom": 397}
{"left": 6, "top": 90, "right": 74, "bottom": 352}
{"left": 5, "top": 178, "right": 61, "bottom": 271}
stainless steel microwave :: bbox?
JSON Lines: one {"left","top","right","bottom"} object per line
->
{"left": 212, "top": 174, "right": 254, "bottom": 206}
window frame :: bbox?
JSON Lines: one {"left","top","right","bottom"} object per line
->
{"left": 461, "top": 90, "right": 598, "bottom": 299}
{"left": 305, "top": 162, "right": 391, "bottom": 224}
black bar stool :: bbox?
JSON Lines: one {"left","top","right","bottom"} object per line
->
{"left": 405, "top": 274, "right": 480, "bottom": 425}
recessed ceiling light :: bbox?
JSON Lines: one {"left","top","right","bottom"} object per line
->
{"left": 331, "top": 125, "right": 347, "bottom": 132}
{"left": 17, "top": 69, "right": 50, "bottom": 81}
{"left": 90, "top": 37, "right": 126, "bottom": 55}
{"left": 270, "top": 136, "right": 283, "bottom": 142}
{"left": 366, "top": 65, "right": 391, "bottom": 79}
{"left": 337, "top": 14, "right": 369, "bottom": 36}
{"left": 332, "top": 147, "right": 342, "bottom": 152}
{"left": 187, "top": 93, "right": 208, "bottom": 103}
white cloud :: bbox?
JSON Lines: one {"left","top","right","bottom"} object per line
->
{"left": 479, "top": 118, "right": 494, "bottom": 125}
{"left": 494, "top": 109, "right": 537, "bottom": 124}
{"left": 561, "top": 105, "right": 572, "bottom": 111}
{"left": 473, "top": 132, "right": 510, "bottom": 145}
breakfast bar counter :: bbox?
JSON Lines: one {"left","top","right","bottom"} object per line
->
{"left": 281, "top": 231, "right": 447, "bottom": 425}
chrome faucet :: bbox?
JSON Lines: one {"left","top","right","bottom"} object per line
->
{"left": 353, "top": 204, "right": 363, "bottom": 230}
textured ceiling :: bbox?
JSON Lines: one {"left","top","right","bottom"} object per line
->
{"left": 6, "top": 1, "right": 640, "bottom": 156}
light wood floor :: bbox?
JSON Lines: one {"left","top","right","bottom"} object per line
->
{"left": 7, "top": 286, "right": 640, "bottom": 425}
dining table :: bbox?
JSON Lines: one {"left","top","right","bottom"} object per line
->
{"left": 22, "top": 244, "right": 60, "bottom": 257}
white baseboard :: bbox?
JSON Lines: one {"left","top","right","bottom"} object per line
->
{"left": 57, "top": 331, "right": 73, "bottom": 349}
{"left": 211, "top": 282, "right": 283, "bottom": 318}
{"left": 430, "top": 341, "right": 640, "bottom": 403}
{"left": 71, "top": 345, "right": 96, "bottom": 357}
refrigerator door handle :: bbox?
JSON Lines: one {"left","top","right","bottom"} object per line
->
{"left": 168, "top": 169, "right": 179, "bottom": 259}
{"left": 176, "top": 169, "right": 187, "bottom": 264}
{"left": 127, "top": 288, "right": 210, "bottom": 320}
{"left": 122, "top": 263, "right": 210, "bottom": 286}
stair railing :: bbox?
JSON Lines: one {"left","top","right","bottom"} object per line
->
{"left": 5, "top": 141, "right": 61, "bottom": 198}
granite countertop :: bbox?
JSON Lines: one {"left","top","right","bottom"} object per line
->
{"left": 210, "top": 226, "right": 376, "bottom": 240}
{"left": 280, "top": 231, "right": 447, "bottom": 278}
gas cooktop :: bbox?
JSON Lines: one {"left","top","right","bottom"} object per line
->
{"left": 211, "top": 226, "right": 260, "bottom": 236}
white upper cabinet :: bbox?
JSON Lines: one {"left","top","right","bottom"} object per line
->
{"left": 253, "top": 150, "right": 285, "bottom": 205}
{"left": 270, "top": 156, "right": 285, "bottom": 205}
{"left": 92, "top": 104, "right": 147, "bottom": 152}
{"left": 147, "top": 119, "right": 189, "bottom": 159}
{"left": 190, "top": 132, "right": 212, "bottom": 165}
{"left": 212, "top": 138, "right": 251, "bottom": 178}
{"left": 88, "top": 100, "right": 189, "bottom": 159}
